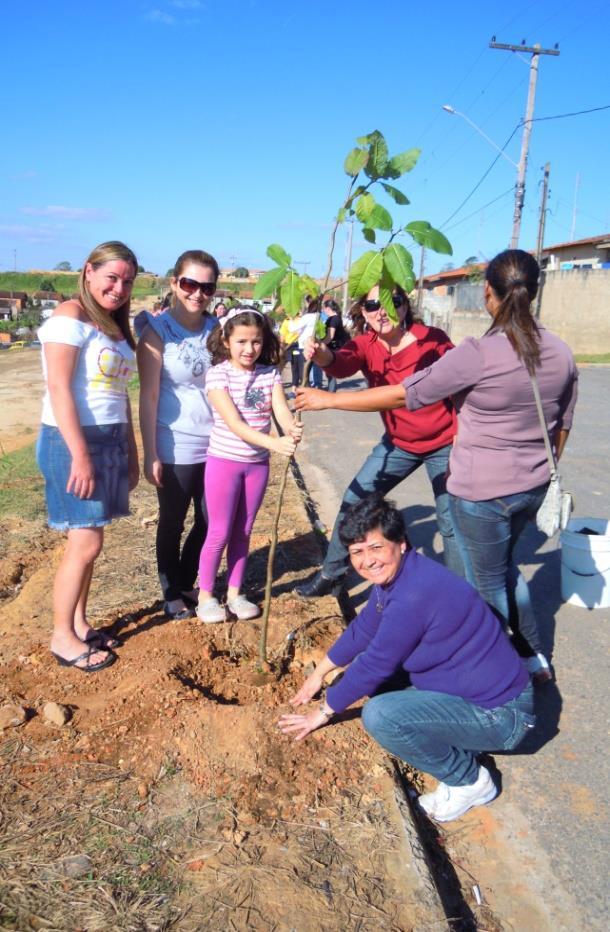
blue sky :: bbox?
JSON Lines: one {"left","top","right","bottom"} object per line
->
{"left": 2, "top": 0, "right": 609, "bottom": 278}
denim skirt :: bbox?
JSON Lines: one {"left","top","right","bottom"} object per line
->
{"left": 36, "top": 423, "right": 129, "bottom": 530}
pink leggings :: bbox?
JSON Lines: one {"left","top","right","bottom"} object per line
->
{"left": 198, "top": 455, "right": 269, "bottom": 592}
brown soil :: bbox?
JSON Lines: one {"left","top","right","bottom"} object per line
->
{"left": 0, "top": 441, "right": 434, "bottom": 930}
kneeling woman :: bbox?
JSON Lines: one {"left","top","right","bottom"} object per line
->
{"left": 279, "top": 495, "right": 534, "bottom": 822}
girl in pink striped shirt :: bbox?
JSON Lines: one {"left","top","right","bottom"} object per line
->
{"left": 197, "top": 308, "right": 303, "bottom": 623}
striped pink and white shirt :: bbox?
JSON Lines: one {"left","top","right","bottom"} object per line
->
{"left": 205, "top": 360, "right": 282, "bottom": 463}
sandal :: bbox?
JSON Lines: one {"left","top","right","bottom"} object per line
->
{"left": 164, "top": 600, "right": 195, "bottom": 620}
{"left": 83, "top": 629, "right": 121, "bottom": 650}
{"left": 51, "top": 644, "right": 117, "bottom": 673}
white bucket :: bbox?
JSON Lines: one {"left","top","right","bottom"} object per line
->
{"left": 560, "top": 517, "right": 610, "bottom": 609}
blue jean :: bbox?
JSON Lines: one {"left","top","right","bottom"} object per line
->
{"left": 449, "top": 484, "right": 548, "bottom": 655}
{"left": 362, "top": 682, "right": 535, "bottom": 785}
{"left": 37, "top": 423, "right": 129, "bottom": 530}
{"left": 322, "top": 436, "right": 464, "bottom": 579}
{"left": 309, "top": 362, "right": 324, "bottom": 389}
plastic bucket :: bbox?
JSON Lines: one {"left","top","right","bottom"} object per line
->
{"left": 560, "top": 517, "right": 610, "bottom": 609}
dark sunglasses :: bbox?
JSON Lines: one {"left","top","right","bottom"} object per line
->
{"left": 178, "top": 277, "right": 216, "bottom": 297}
{"left": 362, "top": 294, "right": 404, "bottom": 313}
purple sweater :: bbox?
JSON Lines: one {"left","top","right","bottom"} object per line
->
{"left": 402, "top": 327, "right": 578, "bottom": 500}
{"left": 326, "top": 550, "right": 528, "bottom": 714}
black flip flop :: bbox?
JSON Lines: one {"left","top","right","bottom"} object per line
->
{"left": 51, "top": 644, "right": 117, "bottom": 673}
{"left": 84, "top": 629, "right": 121, "bottom": 650}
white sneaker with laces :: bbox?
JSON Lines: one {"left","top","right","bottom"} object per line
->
{"left": 418, "top": 765, "right": 497, "bottom": 822}
{"left": 227, "top": 595, "right": 260, "bottom": 620}
{"left": 196, "top": 597, "right": 226, "bottom": 624}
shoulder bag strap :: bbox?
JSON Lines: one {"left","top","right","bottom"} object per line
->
{"left": 529, "top": 372, "right": 558, "bottom": 478}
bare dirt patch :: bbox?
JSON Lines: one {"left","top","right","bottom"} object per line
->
{"left": 0, "top": 449, "right": 437, "bottom": 930}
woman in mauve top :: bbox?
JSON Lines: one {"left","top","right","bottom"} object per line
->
{"left": 294, "top": 282, "right": 463, "bottom": 602}
{"left": 280, "top": 495, "right": 534, "bottom": 823}
{"left": 296, "top": 250, "right": 578, "bottom": 682}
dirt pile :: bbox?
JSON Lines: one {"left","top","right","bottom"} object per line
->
{"left": 0, "top": 457, "right": 434, "bottom": 930}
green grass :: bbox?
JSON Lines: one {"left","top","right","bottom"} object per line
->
{"left": 0, "top": 271, "right": 163, "bottom": 300}
{"left": 0, "top": 442, "right": 45, "bottom": 519}
{"left": 1, "top": 271, "right": 255, "bottom": 302}
{"left": 574, "top": 353, "right": 610, "bottom": 364}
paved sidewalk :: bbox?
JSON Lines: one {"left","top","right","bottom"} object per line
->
{"left": 294, "top": 367, "right": 609, "bottom": 931}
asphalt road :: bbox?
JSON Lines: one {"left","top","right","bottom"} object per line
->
{"left": 293, "top": 366, "right": 609, "bottom": 931}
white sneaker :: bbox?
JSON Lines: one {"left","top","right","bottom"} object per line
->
{"left": 196, "top": 597, "right": 226, "bottom": 624}
{"left": 226, "top": 595, "right": 260, "bottom": 620}
{"left": 526, "top": 653, "right": 552, "bottom": 685}
{"left": 418, "top": 766, "right": 497, "bottom": 822}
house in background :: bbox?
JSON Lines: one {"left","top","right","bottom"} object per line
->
{"left": 421, "top": 263, "right": 485, "bottom": 296}
{"left": 0, "top": 291, "right": 28, "bottom": 317}
{"left": 542, "top": 233, "right": 610, "bottom": 270}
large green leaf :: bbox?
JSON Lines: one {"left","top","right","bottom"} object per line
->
{"left": 355, "top": 192, "right": 376, "bottom": 225}
{"left": 378, "top": 268, "right": 399, "bottom": 323}
{"left": 385, "top": 147, "right": 421, "bottom": 179}
{"left": 367, "top": 203, "right": 393, "bottom": 231}
{"left": 253, "top": 266, "right": 288, "bottom": 299}
{"left": 405, "top": 221, "right": 453, "bottom": 255}
{"left": 344, "top": 147, "right": 369, "bottom": 176}
{"left": 348, "top": 250, "right": 383, "bottom": 297}
{"left": 266, "top": 243, "right": 291, "bottom": 267}
{"left": 299, "top": 274, "right": 320, "bottom": 298}
{"left": 383, "top": 243, "right": 414, "bottom": 290}
{"left": 363, "top": 131, "right": 389, "bottom": 180}
{"left": 381, "top": 182, "right": 410, "bottom": 205}
{"left": 280, "top": 271, "right": 305, "bottom": 317}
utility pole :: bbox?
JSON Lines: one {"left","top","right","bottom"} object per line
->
{"left": 342, "top": 220, "right": 354, "bottom": 317}
{"left": 570, "top": 171, "right": 580, "bottom": 241}
{"left": 490, "top": 39, "right": 559, "bottom": 248}
{"left": 536, "top": 162, "right": 550, "bottom": 265}
{"left": 416, "top": 246, "right": 426, "bottom": 315}
{"left": 535, "top": 162, "right": 550, "bottom": 319}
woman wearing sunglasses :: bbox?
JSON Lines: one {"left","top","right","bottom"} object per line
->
{"left": 137, "top": 250, "right": 219, "bottom": 619}
{"left": 295, "top": 282, "right": 463, "bottom": 600}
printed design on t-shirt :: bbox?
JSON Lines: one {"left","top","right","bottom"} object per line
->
{"left": 92, "top": 346, "right": 134, "bottom": 392}
{"left": 176, "top": 338, "right": 211, "bottom": 379}
{"left": 244, "top": 386, "right": 267, "bottom": 411}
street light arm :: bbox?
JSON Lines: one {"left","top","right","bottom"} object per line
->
{"left": 442, "top": 105, "right": 519, "bottom": 169}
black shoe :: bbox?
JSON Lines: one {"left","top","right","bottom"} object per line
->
{"left": 296, "top": 570, "right": 345, "bottom": 599}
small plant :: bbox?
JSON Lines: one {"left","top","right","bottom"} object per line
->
{"left": 253, "top": 130, "right": 453, "bottom": 662}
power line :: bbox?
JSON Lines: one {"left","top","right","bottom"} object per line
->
{"left": 526, "top": 103, "right": 610, "bottom": 123}
{"left": 440, "top": 124, "right": 521, "bottom": 229}
{"left": 444, "top": 187, "right": 515, "bottom": 232}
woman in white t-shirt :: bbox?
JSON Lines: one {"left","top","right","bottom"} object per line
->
{"left": 137, "top": 250, "right": 219, "bottom": 620}
{"left": 37, "top": 241, "right": 140, "bottom": 673}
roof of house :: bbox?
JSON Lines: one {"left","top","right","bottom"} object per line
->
{"left": 423, "top": 263, "right": 485, "bottom": 286}
{"left": 32, "top": 291, "right": 65, "bottom": 300}
{"left": 542, "top": 233, "right": 610, "bottom": 252}
{"left": 0, "top": 290, "right": 27, "bottom": 300}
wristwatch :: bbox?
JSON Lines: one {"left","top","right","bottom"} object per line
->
{"left": 319, "top": 700, "right": 334, "bottom": 719}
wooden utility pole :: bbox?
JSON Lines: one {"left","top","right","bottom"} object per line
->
{"left": 535, "top": 162, "right": 550, "bottom": 319}
{"left": 416, "top": 246, "right": 426, "bottom": 314}
{"left": 342, "top": 219, "right": 354, "bottom": 317}
{"left": 490, "top": 39, "right": 559, "bottom": 248}
{"left": 536, "top": 162, "right": 550, "bottom": 265}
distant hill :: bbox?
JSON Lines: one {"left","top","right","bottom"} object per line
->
{"left": 0, "top": 271, "right": 162, "bottom": 299}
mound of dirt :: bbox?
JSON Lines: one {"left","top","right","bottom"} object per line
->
{"left": 0, "top": 456, "right": 439, "bottom": 930}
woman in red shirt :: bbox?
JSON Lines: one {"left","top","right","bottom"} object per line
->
{"left": 295, "top": 283, "right": 463, "bottom": 598}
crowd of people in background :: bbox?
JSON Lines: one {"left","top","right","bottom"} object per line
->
{"left": 35, "top": 241, "right": 577, "bottom": 822}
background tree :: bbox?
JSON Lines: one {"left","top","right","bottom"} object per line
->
{"left": 54, "top": 261, "right": 72, "bottom": 271}
{"left": 38, "top": 279, "right": 55, "bottom": 292}
{"left": 233, "top": 267, "right": 249, "bottom": 278}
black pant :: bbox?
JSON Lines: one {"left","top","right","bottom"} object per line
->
{"left": 289, "top": 346, "right": 304, "bottom": 387}
{"left": 156, "top": 462, "right": 207, "bottom": 601}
